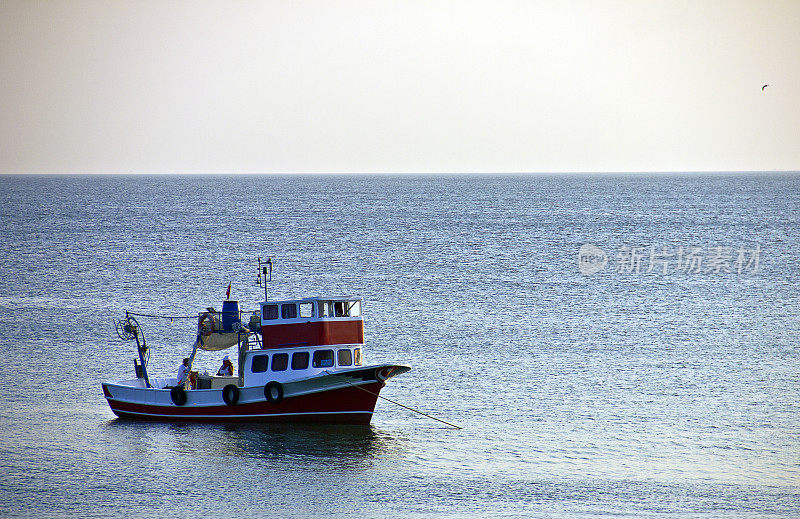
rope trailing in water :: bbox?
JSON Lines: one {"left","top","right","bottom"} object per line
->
{"left": 325, "top": 370, "right": 462, "bottom": 430}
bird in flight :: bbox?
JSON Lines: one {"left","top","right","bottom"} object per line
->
{"left": 762, "top": 84, "right": 769, "bottom": 91}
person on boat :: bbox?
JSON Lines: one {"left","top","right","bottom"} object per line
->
{"left": 217, "top": 355, "right": 234, "bottom": 376}
{"left": 177, "top": 358, "right": 189, "bottom": 387}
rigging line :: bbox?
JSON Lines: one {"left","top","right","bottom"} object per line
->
{"left": 125, "top": 311, "right": 198, "bottom": 320}
{"left": 125, "top": 310, "right": 260, "bottom": 321}
{"left": 324, "top": 370, "right": 462, "bottom": 430}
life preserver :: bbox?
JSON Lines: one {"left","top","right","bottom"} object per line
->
{"left": 264, "top": 381, "right": 283, "bottom": 404}
{"left": 222, "top": 384, "right": 239, "bottom": 406}
{"left": 170, "top": 386, "right": 187, "bottom": 406}
{"left": 199, "top": 312, "right": 216, "bottom": 336}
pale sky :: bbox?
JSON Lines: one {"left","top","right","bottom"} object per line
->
{"left": 1, "top": 1, "right": 798, "bottom": 174}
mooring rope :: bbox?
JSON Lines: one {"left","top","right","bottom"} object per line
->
{"left": 324, "top": 370, "right": 462, "bottom": 430}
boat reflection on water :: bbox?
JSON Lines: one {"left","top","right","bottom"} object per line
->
{"left": 103, "top": 418, "right": 407, "bottom": 465}
{"left": 218, "top": 423, "right": 406, "bottom": 462}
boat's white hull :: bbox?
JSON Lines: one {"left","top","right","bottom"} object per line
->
{"left": 102, "top": 364, "right": 409, "bottom": 424}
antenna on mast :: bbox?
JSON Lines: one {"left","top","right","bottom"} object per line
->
{"left": 257, "top": 257, "right": 273, "bottom": 301}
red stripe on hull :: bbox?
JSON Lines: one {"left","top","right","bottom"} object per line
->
{"left": 106, "top": 383, "right": 382, "bottom": 424}
{"left": 110, "top": 410, "right": 373, "bottom": 424}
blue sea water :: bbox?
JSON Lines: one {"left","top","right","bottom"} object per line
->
{"left": 0, "top": 173, "right": 799, "bottom": 518}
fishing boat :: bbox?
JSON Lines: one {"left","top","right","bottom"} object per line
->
{"left": 101, "top": 259, "right": 410, "bottom": 424}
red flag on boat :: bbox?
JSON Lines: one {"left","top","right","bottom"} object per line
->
{"left": 226, "top": 282, "right": 231, "bottom": 300}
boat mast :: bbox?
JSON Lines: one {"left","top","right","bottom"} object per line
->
{"left": 257, "top": 257, "right": 272, "bottom": 301}
{"left": 115, "top": 312, "right": 151, "bottom": 388}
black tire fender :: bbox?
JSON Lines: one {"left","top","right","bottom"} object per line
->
{"left": 264, "top": 381, "right": 283, "bottom": 404}
{"left": 222, "top": 384, "right": 240, "bottom": 406}
{"left": 170, "top": 386, "right": 187, "bottom": 406}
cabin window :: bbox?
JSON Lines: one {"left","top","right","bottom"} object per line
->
{"left": 337, "top": 349, "right": 353, "bottom": 366}
{"left": 334, "top": 301, "right": 346, "bottom": 317}
{"left": 291, "top": 352, "right": 309, "bottom": 370}
{"left": 251, "top": 354, "right": 269, "bottom": 373}
{"left": 312, "top": 350, "right": 334, "bottom": 368}
{"left": 321, "top": 300, "right": 361, "bottom": 318}
{"left": 354, "top": 348, "right": 362, "bottom": 366}
{"left": 263, "top": 304, "right": 278, "bottom": 320}
{"left": 281, "top": 304, "right": 297, "bottom": 319}
{"left": 299, "top": 302, "right": 314, "bottom": 318}
{"left": 271, "top": 353, "right": 288, "bottom": 371}
{"left": 320, "top": 301, "right": 333, "bottom": 318}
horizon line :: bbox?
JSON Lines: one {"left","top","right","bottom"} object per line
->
{"left": 2, "top": 170, "right": 799, "bottom": 177}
